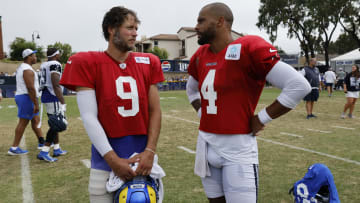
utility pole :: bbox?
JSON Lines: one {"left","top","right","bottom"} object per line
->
{"left": 0, "top": 16, "right": 4, "bottom": 59}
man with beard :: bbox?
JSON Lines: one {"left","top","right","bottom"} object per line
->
{"left": 186, "top": 3, "right": 311, "bottom": 203}
{"left": 60, "top": 6, "right": 164, "bottom": 202}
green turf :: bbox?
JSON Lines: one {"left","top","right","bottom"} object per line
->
{"left": 0, "top": 88, "right": 359, "bottom": 202}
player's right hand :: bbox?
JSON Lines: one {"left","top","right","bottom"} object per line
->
{"left": 250, "top": 115, "right": 265, "bottom": 136}
{"left": 109, "top": 157, "right": 137, "bottom": 181}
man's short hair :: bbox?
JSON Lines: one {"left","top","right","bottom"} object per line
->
{"left": 102, "top": 6, "right": 140, "bottom": 41}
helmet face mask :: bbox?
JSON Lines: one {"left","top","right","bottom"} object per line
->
{"left": 315, "top": 186, "right": 329, "bottom": 203}
{"left": 48, "top": 113, "right": 67, "bottom": 132}
{"left": 114, "top": 175, "right": 159, "bottom": 203}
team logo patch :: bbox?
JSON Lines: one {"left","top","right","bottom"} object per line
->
{"left": 225, "top": 44, "right": 241, "bottom": 60}
{"left": 135, "top": 57, "right": 150, "bottom": 64}
{"left": 206, "top": 62, "right": 217, "bottom": 67}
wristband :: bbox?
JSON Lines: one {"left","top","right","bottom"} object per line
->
{"left": 145, "top": 148, "right": 156, "bottom": 154}
{"left": 258, "top": 108, "right": 272, "bottom": 125}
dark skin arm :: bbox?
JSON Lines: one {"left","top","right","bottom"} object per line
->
{"left": 23, "top": 70, "right": 39, "bottom": 113}
{"left": 190, "top": 99, "right": 201, "bottom": 112}
{"left": 251, "top": 100, "right": 291, "bottom": 136}
{"left": 51, "top": 73, "right": 65, "bottom": 104}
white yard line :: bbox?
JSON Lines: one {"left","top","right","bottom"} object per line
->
{"left": 163, "top": 114, "right": 199, "bottom": 124}
{"left": 165, "top": 115, "right": 360, "bottom": 166}
{"left": 20, "top": 136, "right": 34, "bottom": 203}
{"left": 280, "top": 132, "right": 303, "bottom": 138}
{"left": 8, "top": 105, "right": 16, "bottom": 108}
{"left": 178, "top": 146, "right": 196, "bottom": 154}
{"left": 81, "top": 159, "right": 91, "bottom": 169}
{"left": 332, "top": 126, "right": 355, "bottom": 130}
{"left": 257, "top": 137, "right": 360, "bottom": 166}
{"left": 306, "top": 128, "right": 332, "bottom": 134}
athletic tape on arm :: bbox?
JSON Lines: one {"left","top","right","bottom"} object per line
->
{"left": 77, "top": 90, "right": 113, "bottom": 156}
{"left": 266, "top": 61, "right": 311, "bottom": 109}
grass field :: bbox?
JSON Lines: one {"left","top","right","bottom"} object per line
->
{"left": 1, "top": 88, "right": 360, "bottom": 202}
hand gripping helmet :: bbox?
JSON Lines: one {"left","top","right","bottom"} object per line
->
{"left": 48, "top": 113, "right": 67, "bottom": 132}
{"left": 289, "top": 163, "right": 340, "bottom": 203}
{"left": 114, "top": 175, "right": 159, "bottom": 203}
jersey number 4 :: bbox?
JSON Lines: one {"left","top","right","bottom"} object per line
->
{"left": 201, "top": 69, "right": 217, "bottom": 114}
{"left": 115, "top": 76, "right": 139, "bottom": 117}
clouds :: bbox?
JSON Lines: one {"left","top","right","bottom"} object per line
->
{"left": 0, "top": 0, "right": 314, "bottom": 54}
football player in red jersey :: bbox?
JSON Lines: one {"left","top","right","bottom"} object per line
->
{"left": 60, "top": 6, "right": 164, "bottom": 202}
{"left": 186, "top": 3, "right": 311, "bottom": 203}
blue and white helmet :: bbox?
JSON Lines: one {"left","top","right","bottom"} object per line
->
{"left": 289, "top": 163, "right": 340, "bottom": 203}
{"left": 114, "top": 175, "right": 159, "bottom": 203}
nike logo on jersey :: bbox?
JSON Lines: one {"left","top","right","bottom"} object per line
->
{"left": 67, "top": 60, "right": 72, "bottom": 64}
{"left": 269, "top": 48, "right": 277, "bottom": 53}
{"left": 135, "top": 57, "right": 150, "bottom": 64}
{"left": 225, "top": 44, "right": 241, "bottom": 60}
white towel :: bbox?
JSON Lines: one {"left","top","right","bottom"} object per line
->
{"left": 106, "top": 153, "right": 166, "bottom": 203}
{"left": 194, "top": 134, "right": 211, "bottom": 178}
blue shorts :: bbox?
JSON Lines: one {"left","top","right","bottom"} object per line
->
{"left": 15, "top": 94, "right": 39, "bottom": 120}
{"left": 303, "top": 89, "right": 319, "bottom": 101}
{"left": 325, "top": 83, "right": 333, "bottom": 87}
{"left": 91, "top": 135, "right": 147, "bottom": 171}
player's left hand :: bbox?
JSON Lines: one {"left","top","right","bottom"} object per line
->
{"left": 250, "top": 115, "right": 265, "bottom": 136}
{"left": 131, "top": 150, "right": 155, "bottom": 176}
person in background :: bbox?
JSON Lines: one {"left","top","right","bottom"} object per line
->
{"left": 8, "top": 49, "right": 45, "bottom": 155}
{"left": 341, "top": 65, "right": 360, "bottom": 119}
{"left": 335, "top": 68, "right": 346, "bottom": 90}
{"left": 0, "top": 88, "right": 3, "bottom": 101}
{"left": 300, "top": 58, "right": 321, "bottom": 119}
{"left": 37, "top": 48, "right": 67, "bottom": 162}
{"left": 324, "top": 67, "right": 336, "bottom": 97}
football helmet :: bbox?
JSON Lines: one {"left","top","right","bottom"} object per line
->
{"left": 48, "top": 113, "right": 67, "bottom": 132}
{"left": 289, "top": 163, "right": 340, "bottom": 203}
{"left": 114, "top": 175, "right": 159, "bottom": 203}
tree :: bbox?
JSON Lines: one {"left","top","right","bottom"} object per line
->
{"left": 329, "top": 32, "right": 359, "bottom": 54}
{"left": 339, "top": 0, "right": 360, "bottom": 48}
{"left": 47, "top": 42, "right": 72, "bottom": 64}
{"left": 257, "top": 0, "right": 350, "bottom": 66}
{"left": 146, "top": 46, "right": 168, "bottom": 59}
{"left": 9, "top": 37, "right": 45, "bottom": 61}
{"left": 257, "top": 0, "right": 318, "bottom": 64}
{"left": 308, "top": 0, "right": 345, "bottom": 67}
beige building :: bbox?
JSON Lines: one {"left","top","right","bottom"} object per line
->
{"left": 135, "top": 27, "right": 243, "bottom": 60}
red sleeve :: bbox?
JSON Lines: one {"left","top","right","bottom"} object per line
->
{"left": 247, "top": 36, "right": 280, "bottom": 80}
{"left": 149, "top": 54, "right": 165, "bottom": 84}
{"left": 59, "top": 52, "right": 96, "bottom": 91}
{"left": 187, "top": 49, "right": 200, "bottom": 80}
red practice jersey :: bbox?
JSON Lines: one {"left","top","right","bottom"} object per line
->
{"left": 188, "top": 35, "right": 280, "bottom": 134}
{"left": 60, "top": 52, "right": 164, "bottom": 138}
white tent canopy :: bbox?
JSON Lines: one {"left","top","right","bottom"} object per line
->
{"left": 331, "top": 48, "right": 360, "bottom": 61}
{"left": 330, "top": 48, "right": 360, "bottom": 73}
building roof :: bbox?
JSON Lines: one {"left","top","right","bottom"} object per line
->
{"left": 177, "top": 27, "right": 196, "bottom": 33}
{"left": 148, "top": 34, "right": 180, "bottom": 41}
{"left": 331, "top": 48, "right": 360, "bottom": 61}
